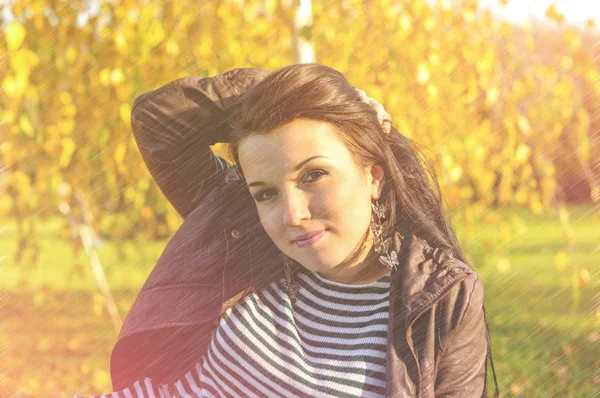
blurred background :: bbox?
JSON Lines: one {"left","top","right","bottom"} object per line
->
{"left": 0, "top": 0, "right": 599, "bottom": 396}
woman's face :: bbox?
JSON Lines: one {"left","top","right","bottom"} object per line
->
{"left": 239, "top": 118, "right": 385, "bottom": 282}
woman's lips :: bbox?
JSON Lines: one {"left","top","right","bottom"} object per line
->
{"left": 294, "top": 230, "right": 327, "bottom": 247}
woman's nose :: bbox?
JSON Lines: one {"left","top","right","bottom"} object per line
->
{"left": 282, "top": 188, "right": 311, "bottom": 226}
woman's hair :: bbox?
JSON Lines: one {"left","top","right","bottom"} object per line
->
{"left": 226, "top": 63, "right": 498, "bottom": 396}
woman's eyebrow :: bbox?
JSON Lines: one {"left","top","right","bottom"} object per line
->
{"left": 247, "top": 155, "right": 330, "bottom": 188}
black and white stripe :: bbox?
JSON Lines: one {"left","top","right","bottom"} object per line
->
{"left": 75, "top": 269, "right": 390, "bottom": 398}
{"left": 200, "top": 268, "right": 390, "bottom": 398}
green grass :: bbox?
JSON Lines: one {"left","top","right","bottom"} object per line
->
{"left": 454, "top": 204, "right": 600, "bottom": 396}
{"left": 1, "top": 204, "right": 599, "bottom": 397}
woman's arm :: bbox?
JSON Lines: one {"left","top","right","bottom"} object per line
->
{"left": 77, "top": 358, "right": 206, "bottom": 398}
{"left": 131, "top": 68, "right": 271, "bottom": 219}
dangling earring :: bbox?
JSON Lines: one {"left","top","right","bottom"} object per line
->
{"left": 370, "top": 199, "right": 400, "bottom": 271}
{"left": 280, "top": 252, "right": 298, "bottom": 301}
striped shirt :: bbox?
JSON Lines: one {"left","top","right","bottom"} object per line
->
{"left": 75, "top": 268, "right": 391, "bottom": 398}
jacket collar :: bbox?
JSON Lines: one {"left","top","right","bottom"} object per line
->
{"left": 384, "top": 231, "right": 473, "bottom": 397}
{"left": 390, "top": 231, "right": 472, "bottom": 324}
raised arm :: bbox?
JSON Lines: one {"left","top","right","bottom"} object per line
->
{"left": 131, "top": 68, "right": 271, "bottom": 219}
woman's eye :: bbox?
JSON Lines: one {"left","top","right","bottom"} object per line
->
{"left": 254, "top": 189, "right": 276, "bottom": 202}
{"left": 304, "top": 169, "right": 328, "bottom": 183}
{"left": 253, "top": 170, "right": 328, "bottom": 202}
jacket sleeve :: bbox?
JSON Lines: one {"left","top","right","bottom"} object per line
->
{"left": 434, "top": 274, "right": 488, "bottom": 397}
{"left": 131, "top": 68, "right": 270, "bottom": 219}
{"left": 78, "top": 358, "right": 206, "bottom": 397}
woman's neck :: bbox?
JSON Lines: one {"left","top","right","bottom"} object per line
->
{"left": 317, "top": 238, "right": 392, "bottom": 285}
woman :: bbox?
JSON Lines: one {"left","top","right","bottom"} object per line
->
{"left": 78, "top": 64, "right": 498, "bottom": 397}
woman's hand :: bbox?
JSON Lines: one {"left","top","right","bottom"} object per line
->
{"left": 355, "top": 88, "right": 392, "bottom": 134}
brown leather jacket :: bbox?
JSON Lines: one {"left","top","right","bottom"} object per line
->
{"left": 110, "top": 68, "right": 489, "bottom": 397}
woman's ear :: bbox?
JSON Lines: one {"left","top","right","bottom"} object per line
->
{"left": 367, "top": 163, "right": 385, "bottom": 200}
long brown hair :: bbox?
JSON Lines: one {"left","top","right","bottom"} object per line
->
{"left": 226, "top": 63, "right": 498, "bottom": 396}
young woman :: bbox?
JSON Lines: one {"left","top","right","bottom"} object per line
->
{"left": 77, "top": 64, "right": 498, "bottom": 397}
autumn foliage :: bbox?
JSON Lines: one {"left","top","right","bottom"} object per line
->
{"left": 1, "top": 0, "right": 598, "bottom": 248}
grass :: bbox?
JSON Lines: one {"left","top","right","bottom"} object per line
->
{"left": 1, "top": 204, "right": 599, "bottom": 397}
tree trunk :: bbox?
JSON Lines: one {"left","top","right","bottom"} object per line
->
{"left": 292, "top": 0, "right": 315, "bottom": 63}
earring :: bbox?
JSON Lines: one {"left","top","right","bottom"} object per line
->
{"left": 371, "top": 199, "right": 400, "bottom": 271}
{"left": 281, "top": 253, "right": 298, "bottom": 301}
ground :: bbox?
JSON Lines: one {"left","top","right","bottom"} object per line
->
{"left": 1, "top": 204, "right": 598, "bottom": 397}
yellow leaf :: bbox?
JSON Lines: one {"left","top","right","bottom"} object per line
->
{"left": 9, "top": 49, "right": 36, "bottom": 75}
{"left": 114, "top": 32, "right": 127, "bottom": 52}
{"left": 265, "top": 0, "right": 277, "bottom": 13}
{"left": 59, "top": 138, "right": 76, "bottom": 168}
{"left": 120, "top": 103, "right": 131, "bottom": 123}
{"left": 427, "top": 84, "right": 438, "bottom": 102}
{"left": 59, "top": 91, "right": 72, "bottom": 105}
{"left": 579, "top": 268, "right": 590, "bottom": 286}
{"left": 449, "top": 165, "right": 463, "bottom": 182}
{"left": 1, "top": 142, "right": 14, "bottom": 168}
{"left": 138, "top": 178, "right": 150, "bottom": 191}
{"left": 400, "top": 14, "right": 412, "bottom": 33}
{"left": 99, "top": 69, "right": 111, "bottom": 86}
{"left": 486, "top": 87, "right": 499, "bottom": 106}
{"left": 196, "top": 40, "right": 212, "bottom": 59}
{"left": 58, "top": 119, "right": 75, "bottom": 134}
{"left": 5, "top": 22, "right": 26, "bottom": 51}
{"left": 463, "top": 9, "right": 476, "bottom": 22}
{"left": 111, "top": 68, "right": 124, "bottom": 85}
{"left": 2, "top": 109, "right": 14, "bottom": 123}
{"left": 147, "top": 20, "right": 165, "bottom": 47}
{"left": 27, "top": 378, "right": 40, "bottom": 392}
{"left": 424, "top": 16, "right": 435, "bottom": 31}
{"left": 586, "top": 19, "right": 595, "bottom": 29}
{"left": 416, "top": 62, "right": 429, "bottom": 85}
{"left": 545, "top": 4, "right": 565, "bottom": 23}
{"left": 167, "top": 213, "right": 182, "bottom": 232}
{"left": 564, "top": 29, "right": 581, "bottom": 52}
{"left": 66, "top": 46, "right": 77, "bottom": 63}
{"left": 516, "top": 115, "right": 531, "bottom": 136}
{"left": 93, "top": 370, "right": 111, "bottom": 391}
{"left": 554, "top": 251, "right": 569, "bottom": 272}
{"left": 497, "top": 257, "right": 511, "bottom": 274}
{"left": 114, "top": 142, "right": 127, "bottom": 166}
{"left": 166, "top": 40, "right": 179, "bottom": 56}
{"left": 141, "top": 206, "right": 153, "bottom": 219}
{"left": 560, "top": 56, "right": 573, "bottom": 70}
{"left": 515, "top": 143, "right": 530, "bottom": 164}
{"left": 500, "top": 21, "right": 512, "bottom": 35}
{"left": 530, "top": 199, "right": 543, "bottom": 215}
{"left": 19, "top": 114, "right": 34, "bottom": 137}
{"left": 11, "top": 170, "right": 31, "bottom": 197}
{"left": 80, "top": 362, "right": 91, "bottom": 375}
{"left": 64, "top": 103, "right": 77, "bottom": 118}
{"left": 428, "top": 52, "right": 439, "bottom": 65}
{"left": 464, "top": 80, "right": 478, "bottom": 103}
{"left": 2, "top": 73, "right": 28, "bottom": 98}
{"left": 67, "top": 337, "right": 80, "bottom": 352}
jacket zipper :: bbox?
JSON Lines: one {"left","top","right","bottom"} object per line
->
{"left": 405, "top": 271, "right": 470, "bottom": 396}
